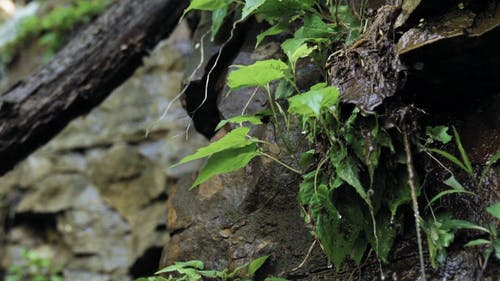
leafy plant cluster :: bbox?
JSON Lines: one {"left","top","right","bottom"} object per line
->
{"left": 179, "top": 0, "right": 407, "bottom": 271}
{"left": 1, "top": 0, "right": 112, "bottom": 63}
{"left": 5, "top": 249, "right": 63, "bottom": 281}
{"left": 136, "top": 256, "right": 288, "bottom": 281}
{"left": 421, "top": 127, "right": 500, "bottom": 268}
{"left": 173, "top": 0, "right": 499, "bottom": 276}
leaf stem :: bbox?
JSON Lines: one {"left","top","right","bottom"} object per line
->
{"left": 403, "top": 130, "right": 427, "bottom": 281}
{"left": 260, "top": 152, "right": 302, "bottom": 174}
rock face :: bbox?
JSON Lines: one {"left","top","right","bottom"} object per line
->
{"left": 0, "top": 22, "right": 208, "bottom": 281}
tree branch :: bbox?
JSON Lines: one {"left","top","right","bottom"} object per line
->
{"left": 0, "top": 0, "right": 188, "bottom": 175}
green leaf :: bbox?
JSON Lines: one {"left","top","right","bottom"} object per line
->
{"left": 256, "top": 22, "right": 287, "bottom": 47}
{"left": 227, "top": 59, "right": 290, "bottom": 90}
{"left": 180, "top": 268, "right": 202, "bottom": 281}
{"left": 299, "top": 149, "right": 315, "bottom": 169}
{"left": 242, "top": 0, "right": 267, "bottom": 20}
{"left": 443, "top": 175, "right": 466, "bottom": 190}
{"left": 192, "top": 144, "right": 260, "bottom": 187}
{"left": 452, "top": 127, "right": 473, "bottom": 175}
{"left": 317, "top": 192, "right": 364, "bottom": 270}
{"left": 464, "top": 239, "right": 491, "bottom": 247}
{"left": 388, "top": 170, "right": 412, "bottom": 220}
{"left": 275, "top": 79, "right": 295, "bottom": 99}
{"left": 255, "top": 0, "right": 315, "bottom": 21}
{"left": 288, "top": 84, "right": 340, "bottom": 118}
{"left": 298, "top": 171, "right": 316, "bottom": 206}
{"left": 299, "top": 13, "right": 332, "bottom": 39}
{"left": 426, "top": 189, "right": 473, "bottom": 208}
{"left": 442, "top": 219, "right": 490, "bottom": 233}
{"left": 183, "top": 0, "right": 230, "bottom": 17}
{"left": 421, "top": 217, "right": 456, "bottom": 268}
{"left": 199, "top": 270, "right": 223, "bottom": 278}
{"left": 264, "top": 278, "right": 290, "bottom": 281}
{"left": 211, "top": 5, "right": 228, "bottom": 40}
{"left": 365, "top": 210, "right": 399, "bottom": 263}
{"left": 175, "top": 127, "right": 255, "bottom": 166}
{"left": 428, "top": 148, "right": 469, "bottom": 175}
{"left": 156, "top": 260, "right": 205, "bottom": 274}
{"left": 494, "top": 239, "right": 500, "bottom": 259}
{"left": 216, "top": 114, "right": 265, "bottom": 131}
{"left": 425, "top": 176, "right": 474, "bottom": 208}
{"left": 248, "top": 256, "right": 269, "bottom": 275}
{"left": 426, "top": 126, "right": 452, "bottom": 144}
{"left": 281, "top": 39, "right": 316, "bottom": 73}
{"left": 350, "top": 235, "right": 368, "bottom": 266}
{"left": 486, "top": 203, "right": 500, "bottom": 220}
{"left": 333, "top": 156, "right": 369, "bottom": 205}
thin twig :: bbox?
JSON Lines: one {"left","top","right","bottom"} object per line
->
{"left": 403, "top": 129, "right": 427, "bottom": 281}
{"left": 260, "top": 152, "right": 302, "bottom": 174}
{"left": 289, "top": 240, "right": 317, "bottom": 272}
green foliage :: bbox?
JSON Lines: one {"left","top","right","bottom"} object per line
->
{"left": 180, "top": 0, "right": 488, "bottom": 273}
{"left": 426, "top": 203, "right": 500, "bottom": 266}
{"left": 6, "top": 249, "right": 64, "bottom": 281}
{"left": 2, "top": 0, "right": 112, "bottom": 62}
{"left": 215, "top": 113, "right": 268, "bottom": 130}
{"left": 136, "top": 257, "right": 289, "bottom": 281}
{"left": 178, "top": 0, "right": 404, "bottom": 270}
{"left": 424, "top": 191, "right": 500, "bottom": 267}
{"left": 287, "top": 83, "right": 339, "bottom": 118}
{"left": 174, "top": 127, "right": 260, "bottom": 187}
{"left": 421, "top": 214, "right": 457, "bottom": 267}
{"left": 427, "top": 126, "right": 473, "bottom": 175}
{"left": 227, "top": 59, "right": 290, "bottom": 90}
{"left": 426, "top": 126, "right": 452, "bottom": 144}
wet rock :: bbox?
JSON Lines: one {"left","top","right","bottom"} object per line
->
{"left": 329, "top": 5, "right": 403, "bottom": 112}
{"left": 161, "top": 148, "right": 316, "bottom": 275}
{"left": 397, "top": 4, "right": 500, "bottom": 55}
{"left": 90, "top": 144, "right": 166, "bottom": 222}
{"left": 16, "top": 174, "right": 89, "bottom": 213}
{"left": 0, "top": 21, "right": 205, "bottom": 280}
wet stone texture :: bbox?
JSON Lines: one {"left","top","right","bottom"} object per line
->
{"left": 162, "top": 2, "right": 499, "bottom": 281}
{"left": 329, "top": 5, "right": 403, "bottom": 113}
{"left": 0, "top": 22, "right": 208, "bottom": 281}
{"left": 0, "top": 1, "right": 498, "bottom": 281}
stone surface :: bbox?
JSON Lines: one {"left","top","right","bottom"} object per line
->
{"left": 0, "top": 21, "right": 207, "bottom": 280}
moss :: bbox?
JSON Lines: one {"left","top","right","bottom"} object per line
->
{"left": 1, "top": 0, "right": 113, "bottom": 64}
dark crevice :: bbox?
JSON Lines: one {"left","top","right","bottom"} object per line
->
{"left": 129, "top": 246, "right": 163, "bottom": 279}
{"left": 399, "top": 25, "right": 500, "bottom": 164}
{"left": 183, "top": 18, "right": 254, "bottom": 139}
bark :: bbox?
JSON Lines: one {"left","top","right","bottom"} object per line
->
{"left": 0, "top": 0, "right": 188, "bottom": 176}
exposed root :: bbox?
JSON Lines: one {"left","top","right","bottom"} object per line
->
{"left": 146, "top": 30, "right": 211, "bottom": 137}
{"left": 193, "top": 18, "right": 244, "bottom": 115}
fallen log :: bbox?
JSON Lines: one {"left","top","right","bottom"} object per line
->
{"left": 0, "top": 0, "right": 188, "bottom": 175}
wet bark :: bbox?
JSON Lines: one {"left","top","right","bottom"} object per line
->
{"left": 0, "top": 0, "right": 188, "bottom": 176}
